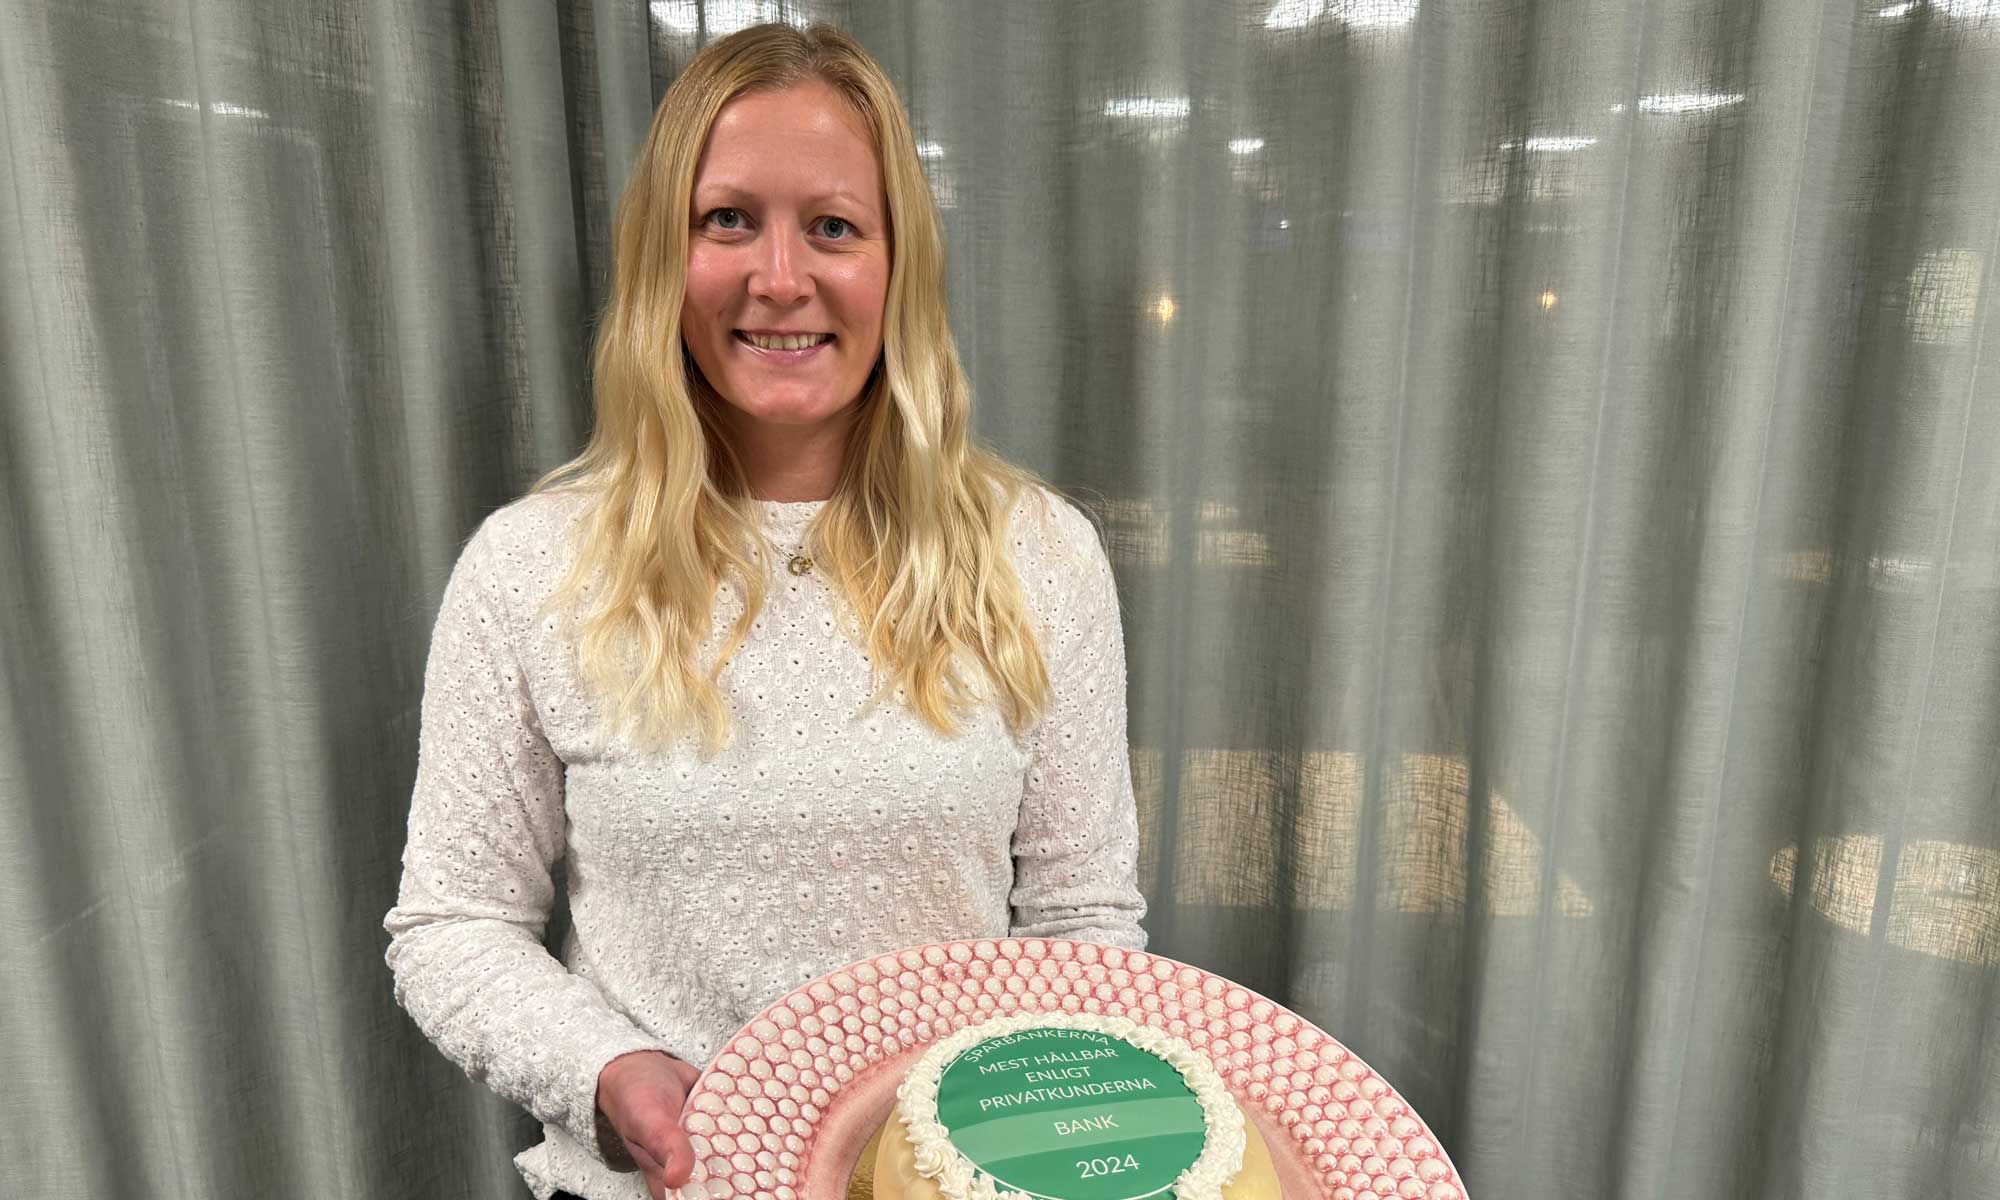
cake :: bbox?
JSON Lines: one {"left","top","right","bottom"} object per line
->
{"left": 860, "top": 1012, "right": 1282, "bottom": 1200}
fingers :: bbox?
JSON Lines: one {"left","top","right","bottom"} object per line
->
{"left": 671, "top": 1058, "right": 704, "bottom": 1093}
{"left": 630, "top": 1118, "right": 697, "bottom": 1192}
{"left": 630, "top": 1141, "right": 668, "bottom": 1200}
{"left": 658, "top": 1123, "right": 696, "bottom": 1189}
{"left": 603, "top": 1054, "right": 703, "bottom": 1198}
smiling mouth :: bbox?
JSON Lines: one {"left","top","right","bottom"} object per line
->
{"left": 736, "top": 331, "right": 835, "bottom": 352}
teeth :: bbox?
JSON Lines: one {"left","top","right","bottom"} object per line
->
{"left": 743, "top": 332, "right": 831, "bottom": 351}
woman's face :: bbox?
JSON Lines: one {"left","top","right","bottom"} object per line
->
{"left": 682, "top": 80, "right": 890, "bottom": 439}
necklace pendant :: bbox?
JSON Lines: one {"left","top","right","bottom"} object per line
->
{"left": 787, "top": 553, "right": 813, "bottom": 576}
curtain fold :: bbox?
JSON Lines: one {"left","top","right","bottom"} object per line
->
{"left": 2, "top": 2, "right": 1995, "bottom": 1198}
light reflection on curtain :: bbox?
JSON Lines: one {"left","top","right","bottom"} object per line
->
{"left": 1, "top": 2, "right": 1996, "bottom": 1198}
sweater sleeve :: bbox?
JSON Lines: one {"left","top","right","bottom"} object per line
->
{"left": 1008, "top": 495, "right": 1150, "bottom": 951}
{"left": 383, "top": 518, "right": 673, "bottom": 1167}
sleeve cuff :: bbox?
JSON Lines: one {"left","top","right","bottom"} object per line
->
{"left": 1009, "top": 918, "right": 1148, "bottom": 952}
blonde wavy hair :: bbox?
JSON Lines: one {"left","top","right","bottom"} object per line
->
{"left": 531, "top": 22, "right": 1063, "bottom": 759}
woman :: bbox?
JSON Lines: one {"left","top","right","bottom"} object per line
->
{"left": 384, "top": 23, "right": 1147, "bottom": 1200}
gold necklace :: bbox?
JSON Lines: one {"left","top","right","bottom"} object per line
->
{"left": 756, "top": 494, "right": 817, "bottom": 574}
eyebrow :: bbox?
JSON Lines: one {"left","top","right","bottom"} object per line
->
{"left": 693, "top": 183, "right": 879, "bottom": 213}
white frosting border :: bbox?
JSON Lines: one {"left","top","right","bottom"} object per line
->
{"left": 892, "top": 1011, "right": 1247, "bottom": 1200}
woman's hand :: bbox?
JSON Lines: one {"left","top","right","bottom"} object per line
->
{"left": 596, "top": 1049, "right": 703, "bottom": 1199}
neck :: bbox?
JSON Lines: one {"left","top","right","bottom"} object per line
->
{"left": 719, "top": 402, "right": 854, "bottom": 503}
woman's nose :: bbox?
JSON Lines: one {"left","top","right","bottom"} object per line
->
{"left": 747, "top": 227, "right": 811, "bottom": 305}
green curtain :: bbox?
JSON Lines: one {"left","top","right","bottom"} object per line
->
{"left": 3, "top": 2, "right": 1996, "bottom": 1197}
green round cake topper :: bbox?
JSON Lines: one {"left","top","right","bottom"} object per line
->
{"left": 933, "top": 1026, "right": 1209, "bottom": 1200}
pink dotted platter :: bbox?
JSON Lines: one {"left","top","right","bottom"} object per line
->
{"left": 671, "top": 937, "right": 1468, "bottom": 1200}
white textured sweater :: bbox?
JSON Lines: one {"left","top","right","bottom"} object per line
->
{"left": 382, "top": 485, "right": 1148, "bottom": 1200}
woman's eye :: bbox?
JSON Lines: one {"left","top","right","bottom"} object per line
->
{"left": 816, "top": 217, "right": 852, "bottom": 239}
{"left": 708, "top": 208, "right": 746, "bottom": 230}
